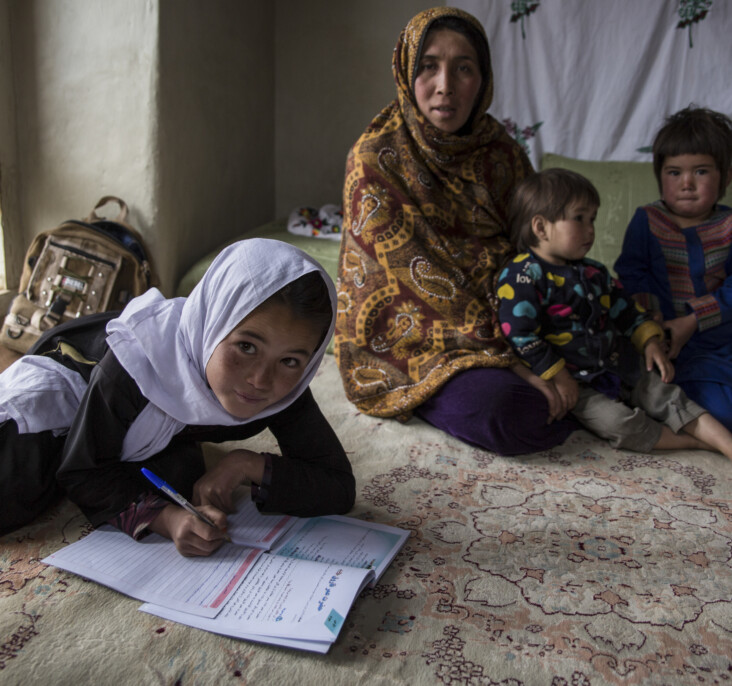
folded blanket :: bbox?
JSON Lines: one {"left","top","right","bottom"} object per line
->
{"left": 287, "top": 204, "right": 343, "bottom": 240}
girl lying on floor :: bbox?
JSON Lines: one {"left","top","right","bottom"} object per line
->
{"left": 0, "top": 239, "right": 354, "bottom": 556}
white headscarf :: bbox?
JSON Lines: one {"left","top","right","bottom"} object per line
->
{"left": 0, "top": 239, "right": 334, "bottom": 452}
{"left": 0, "top": 355, "right": 89, "bottom": 435}
{"left": 104, "top": 238, "right": 336, "bottom": 461}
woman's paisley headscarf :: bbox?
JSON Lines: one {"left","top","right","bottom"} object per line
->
{"left": 335, "top": 6, "right": 533, "bottom": 418}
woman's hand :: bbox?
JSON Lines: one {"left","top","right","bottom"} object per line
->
{"left": 511, "top": 362, "right": 566, "bottom": 423}
{"left": 193, "top": 449, "right": 266, "bottom": 513}
{"left": 149, "top": 503, "right": 229, "bottom": 557}
{"left": 663, "top": 313, "right": 697, "bottom": 359}
{"left": 644, "top": 336, "right": 675, "bottom": 383}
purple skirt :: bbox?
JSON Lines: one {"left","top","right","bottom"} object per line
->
{"left": 415, "top": 367, "right": 576, "bottom": 456}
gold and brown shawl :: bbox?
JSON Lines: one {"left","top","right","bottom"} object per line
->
{"left": 335, "top": 6, "right": 532, "bottom": 418}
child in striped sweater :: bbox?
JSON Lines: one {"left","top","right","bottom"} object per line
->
{"left": 615, "top": 106, "right": 732, "bottom": 431}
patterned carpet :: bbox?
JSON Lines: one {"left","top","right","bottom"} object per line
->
{"left": 2, "top": 354, "right": 731, "bottom": 685}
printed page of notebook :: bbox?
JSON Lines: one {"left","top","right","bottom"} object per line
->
{"left": 271, "top": 515, "right": 409, "bottom": 584}
{"left": 142, "top": 553, "right": 374, "bottom": 644}
{"left": 42, "top": 526, "right": 262, "bottom": 618}
{"left": 140, "top": 603, "right": 332, "bottom": 653}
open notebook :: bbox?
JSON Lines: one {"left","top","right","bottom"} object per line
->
{"left": 43, "top": 497, "right": 409, "bottom": 653}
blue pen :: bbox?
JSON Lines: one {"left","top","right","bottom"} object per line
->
{"left": 141, "top": 468, "right": 231, "bottom": 541}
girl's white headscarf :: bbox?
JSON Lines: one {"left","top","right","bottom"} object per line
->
{"left": 105, "top": 238, "right": 336, "bottom": 461}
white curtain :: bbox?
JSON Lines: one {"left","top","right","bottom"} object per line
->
{"left": 453, "top": 0, "right": 731, "bottom": 168}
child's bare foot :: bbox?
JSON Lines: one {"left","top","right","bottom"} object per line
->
{"left": 677, "top": 413, "right": 732, "bottom": 461}
{"left": 653, "top": 426, "right": 712, "bottom": 452}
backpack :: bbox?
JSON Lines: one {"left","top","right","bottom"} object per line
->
{"left": 1, "top": 196, "right": 159, "bottom": 353}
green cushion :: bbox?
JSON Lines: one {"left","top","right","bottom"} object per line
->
{"left": 540, "top": 153, "right": 732, "bottom": 273}
{"left": 175, "top": 218, "right": 341, "bottom": 297}
{"left": 175, "top": 218, "right": 342, "bottom": 353}
{"left": 539, "top": 154, "right": 659, "bottom": 272}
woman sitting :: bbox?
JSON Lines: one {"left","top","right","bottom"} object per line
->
{"left": 334, "top": 6, "right": 575, "bottom": 455}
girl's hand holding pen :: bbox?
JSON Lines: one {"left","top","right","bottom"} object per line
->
{"left": 141, "top": 467, "right": 231, "bottom": 556}
{"left": 149, "top": 503, "right": 230, "bottom": 557}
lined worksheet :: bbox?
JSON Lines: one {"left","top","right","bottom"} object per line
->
{"left": 227, "top": 499, "right": 296, "bottom": 547}
{"left": 43, "top": 526, "right": 262, "bottom": 617}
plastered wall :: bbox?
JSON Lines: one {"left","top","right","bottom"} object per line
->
{"left": 3, "top": 0, "right": 161, "bottom": 287}
{"left": 0, "top": 0, "right": 20, "bottom": 288}
{"left": 1, "top": 0, "right": 438, "bottom": 294}
{"left": 273, "top": 0, "right": 435, "bottom": 218}
{"left": 156, "top": 0, "right": 275, "bottom": 292}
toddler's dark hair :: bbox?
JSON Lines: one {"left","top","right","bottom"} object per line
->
{"left": 652, "top": 106, "right": 732, "bottom": 199}
{"left": 508, "top": 168, "right": 600, "bottom": 252}
{"left": 262, "top": 271, "right": 333, "bottom": 350}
